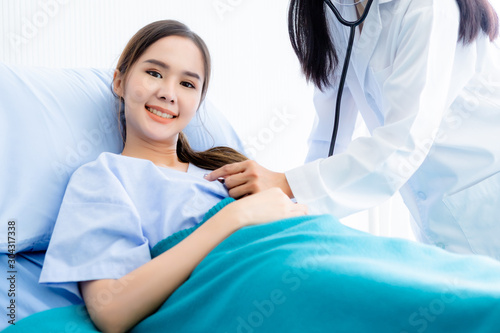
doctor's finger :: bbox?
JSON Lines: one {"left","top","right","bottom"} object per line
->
{"left": 205, "top": 161, "right": 248, "bottom": 181}
{"left": 223, "top": 173, "right": 249, "bottom": 191}
{"left": 227, "top": 182, "right": 258, "bottom": 199}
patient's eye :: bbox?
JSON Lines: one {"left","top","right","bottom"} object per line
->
{"left": 181, "top": 81, "right": 195, "bottom": 89}
{"left": 146, "top": 70, "right": 162, "bottom": 79}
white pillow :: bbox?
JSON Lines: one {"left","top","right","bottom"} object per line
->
{"left": 0, "top": 62, "right": 245, "bottom": 252}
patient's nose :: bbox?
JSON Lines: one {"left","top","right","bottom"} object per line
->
{"left": 158, "top": 81, "right": 176, "bottom": 104}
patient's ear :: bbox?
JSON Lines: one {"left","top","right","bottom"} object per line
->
{"left": 113, "top": 69, "right": 124, "bottom": 98}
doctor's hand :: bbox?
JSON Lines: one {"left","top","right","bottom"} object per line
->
{"left": 205, "top": 160, "right": 294, "bottom": 199}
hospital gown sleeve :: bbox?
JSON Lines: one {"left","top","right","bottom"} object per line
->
{"left": 286, "top": 1, "right": 459, "bottom": 217}
{"left": 39, "top": 161, "right": 151, "bottom": 284}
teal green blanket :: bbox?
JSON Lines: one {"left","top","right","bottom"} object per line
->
{"left": 5, "top": 198, "right": 500, "bottom": 332}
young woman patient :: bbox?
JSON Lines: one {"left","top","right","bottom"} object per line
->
{"left": 39, "top": 20, "right": 307, "bottom": 333}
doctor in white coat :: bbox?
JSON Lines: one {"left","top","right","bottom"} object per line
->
{"left": 206, "top": 0, "right": 500, "bottom": 260}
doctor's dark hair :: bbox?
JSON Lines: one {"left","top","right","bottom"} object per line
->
{"left": 288, "top": 0, "right": 499, "bottom": 90}
{"left": 113, "top": 20, "right": 247, "bottom": 171}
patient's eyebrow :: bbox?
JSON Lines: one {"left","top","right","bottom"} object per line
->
{"left": 144, "top": 59, "right": 201, "bottom": 81}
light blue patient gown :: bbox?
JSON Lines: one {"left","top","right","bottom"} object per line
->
{"left": 39, "top": 152, "right": 228, "bottom": 292}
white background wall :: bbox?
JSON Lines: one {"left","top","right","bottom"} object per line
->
{"left": 4, "top": 0, "right": 497, "bottom": 240}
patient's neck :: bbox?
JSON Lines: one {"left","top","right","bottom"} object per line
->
{"left": 121, "top": 137, "right": 188, "bottom": 172}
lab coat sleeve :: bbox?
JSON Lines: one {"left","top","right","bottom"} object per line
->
{"left": 306, "top": 84, "right": 359, "bottom": 162}
{"left": 286, "top": 0, "right": 460, "bottom": 217}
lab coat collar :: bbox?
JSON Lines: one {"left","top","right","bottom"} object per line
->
{"left": 351, "top": 0, "right": 383, "bottom": 84}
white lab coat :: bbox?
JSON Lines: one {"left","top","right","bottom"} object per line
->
{"left": 285, "top": 0, "right": 500, "bottom": 260}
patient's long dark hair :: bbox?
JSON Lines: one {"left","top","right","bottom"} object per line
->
{"left": 113, "top": 20, "right": 247, "bottom": 170}
{"left": 289, "top": 0, "right": 499, "bottom": 90}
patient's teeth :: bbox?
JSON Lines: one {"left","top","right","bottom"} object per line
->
{"left": 147, "top": 106, "right": 174, "bottom": 119}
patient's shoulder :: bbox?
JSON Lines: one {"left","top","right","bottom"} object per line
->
{"left": 63, "top": 152, "right": 131, "bottom": 204}
{"left": 71, "top": 152, "right": 122, "bottom": 177}
{"left": 67, "top": 152, "right": 127, "bottom": 189}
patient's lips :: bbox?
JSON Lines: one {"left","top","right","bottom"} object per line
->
{"left": 145, "top": 105, "right": 177, "bottom": 124}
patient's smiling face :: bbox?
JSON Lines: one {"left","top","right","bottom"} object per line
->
{"left": 114, "top": 35, "right": 205, "bottom": 147}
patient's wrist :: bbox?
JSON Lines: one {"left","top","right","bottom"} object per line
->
{"left": 211, "top": 203, "right": 246, "bottom": 233}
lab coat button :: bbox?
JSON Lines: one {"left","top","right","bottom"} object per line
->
{"left": 417, "top": 191, "right": 427, "bottom": 200}
{"left": 436, "top": 242, "right": 446, "bottom": 249}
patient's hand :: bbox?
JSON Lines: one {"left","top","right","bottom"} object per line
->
{"left": 205, "top": 160, "right": 294, "bottom": 199}
{"left": 220, "top": 188, "right": 307, "bottom": 228}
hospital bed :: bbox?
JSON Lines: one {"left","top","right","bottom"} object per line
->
{"left": 2, "top": 62, "right": 500, "bottom": 332}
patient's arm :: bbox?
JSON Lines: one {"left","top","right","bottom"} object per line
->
{"left": 80, "top": 188, "right": 307, "bottom": 333}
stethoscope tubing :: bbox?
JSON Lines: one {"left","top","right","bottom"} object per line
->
{"left": 323, "top": 0, "right": 374, "bottom": 156}
{"left": 324, "top": 0, "right": 374, "bottom": 27}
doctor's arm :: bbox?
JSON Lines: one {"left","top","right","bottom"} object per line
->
{"left": 79, "top": 188, "right": 306, "bottom": 333}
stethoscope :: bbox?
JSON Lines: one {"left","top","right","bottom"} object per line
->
{"left": 323, "top": 0, "right": 374, "bottom": 157}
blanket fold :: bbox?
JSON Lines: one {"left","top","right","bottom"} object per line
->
{"left": 5, "top": 198, "right": 500, "bottom": 332}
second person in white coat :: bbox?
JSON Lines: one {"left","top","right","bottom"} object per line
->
{"left": 206, "top": 0, "right": 500, "bottom": 261}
